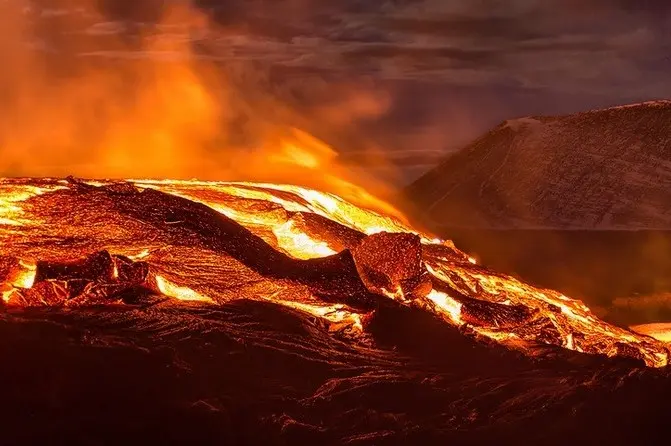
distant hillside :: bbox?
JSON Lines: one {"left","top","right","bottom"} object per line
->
{"left": 406, "top": 100, "right": 671, "bottom": 229}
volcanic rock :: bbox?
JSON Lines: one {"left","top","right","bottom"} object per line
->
{"left": 286, "top": 212, "right": 366, "bottom": 252}
{"left": 0, "top": 256, "right": 16, "bottom": 282}
{"left": 351, "top": 232, "right": 432, "bottom": 301}
{"left": 3, "top": 251, "right": 151, "bottom": 307}
{"left": 35, "top": 250, "right": 117, "bottom": 283}
{"left": 11, "top": 280, "right": 70, "bottom": 306}
{"left": 460, "top": 298, "right": 534, "bottom": 328}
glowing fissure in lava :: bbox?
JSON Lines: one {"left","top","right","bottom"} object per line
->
{"left": 425, "top": 289, "right": 463, "bottom": 325}
{"left": 381, "top": 284, "right": 408, "bottom": 303}
{"left": 631, "top": 323, "right": 671, "bottom": 343}
{"left": 154, "top": 275, "right": 214, "bottom": 303}
{"left": 0, "top": 183, "right": 65, "bottom": 227}
{"left": 1, "top": 178, "right": 669, "bottom": 368}
{"left": 247, "top": 183, "right": 417, "bottom": 237}
{"left": 271, "top": 220, "right": 337, "bottom": 260}
{"left": 267, "top": 298, "right": 365, "bottom": 333}
{"left": 1, "top": 259, "right": 37, "bottom": 304}
{"left": 139, "top": 178, "right": 414, "bottom": 239}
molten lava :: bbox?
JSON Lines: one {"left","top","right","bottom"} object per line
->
{"left": 1, "top": 177, "right": 669, "bottom": 367}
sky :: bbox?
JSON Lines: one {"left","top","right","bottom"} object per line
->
{"left": 8, "top": 0, "right": 671, "bottom": 183}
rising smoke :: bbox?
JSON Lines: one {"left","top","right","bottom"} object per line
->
{"left": 0, "top": 0, "right": 406, "bottom": 216}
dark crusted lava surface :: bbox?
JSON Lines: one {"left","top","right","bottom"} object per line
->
{"left": 2, "top": 301, "right": 671, "bottom": 446}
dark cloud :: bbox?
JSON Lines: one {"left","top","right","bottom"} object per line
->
{"left": 26, "top": 0, "right": 671, "bottom": 96}
{"left": 377, "top": 16, "right": 544, "bottom": 41}
{"left": 342, "top": 44, "right": 501, "bottom": 69}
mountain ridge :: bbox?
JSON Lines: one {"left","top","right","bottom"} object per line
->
{"left": 406, "top": 100, "right": 671, "bottom": 229}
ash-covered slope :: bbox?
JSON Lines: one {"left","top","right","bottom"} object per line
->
{"left": 407, "top": 100, "right": 671, "bottom": 229}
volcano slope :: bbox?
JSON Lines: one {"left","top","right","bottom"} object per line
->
{"left": 406, "top": 100, "right": 671, "bottom": 229}
{"left": 2, "top": 177, "right": 671, "bottom": 445}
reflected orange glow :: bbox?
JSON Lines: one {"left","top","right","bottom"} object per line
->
{"left": 631, "top": 323, "right": 671, "bottom": 343}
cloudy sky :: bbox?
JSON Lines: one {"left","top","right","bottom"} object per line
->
{"left": 10, "top": 0, "right": 671, "bottom": 182}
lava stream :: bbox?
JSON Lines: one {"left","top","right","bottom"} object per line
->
{"left": 0, "top": 177, "right": 669, "bottom": 368}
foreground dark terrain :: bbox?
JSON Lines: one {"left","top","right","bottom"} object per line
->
{"left": 3, "top": 303, "right": 671, "bottom": 445}
{"left": 2, "top": 178, "right": 671, "bottom": 445}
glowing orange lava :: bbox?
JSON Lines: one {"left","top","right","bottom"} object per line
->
{"left": 1, "top": 178, "right": 669, "bottom": 368}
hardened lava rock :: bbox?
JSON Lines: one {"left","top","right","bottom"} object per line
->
{"left": 5, "top": 250, "right": 150, "bottom": 307}
{"left": 351, "top": 232, "right": 432, "bottom": 302}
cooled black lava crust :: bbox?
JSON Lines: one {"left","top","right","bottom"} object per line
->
{"left": 1, "top": 303, "right": 670, "bottom": 446}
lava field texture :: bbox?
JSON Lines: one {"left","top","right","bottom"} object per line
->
{"left": 1, "top": 177, "right": 670, "bottom": 445}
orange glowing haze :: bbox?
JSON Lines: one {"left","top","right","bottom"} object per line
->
{"left": 0, "top": 0, "right": 403, "bottom": 220}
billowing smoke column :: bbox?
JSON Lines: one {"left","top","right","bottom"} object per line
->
{"left": 0, "top": 0, "right": 401, "bottom": 216}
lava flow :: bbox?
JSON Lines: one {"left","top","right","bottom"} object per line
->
{"left": 0, "top": 177, "right": 669, "bottom": 367}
